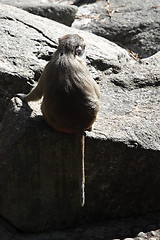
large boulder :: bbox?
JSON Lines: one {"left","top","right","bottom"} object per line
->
{"left": 0, "top": 2, "right": 160, "bottom": 234}
{"left": 21, "top": 4, "right": 77, "bottom": 27}
{"left": 0, "top": 3, "right": 129, "bottom": 121}
{"left": 1, "top": 49, "right": 160, "bottom": 231}
{"left": 98, "top": 52, "right": 160, "bottom": 150}
{"left": 0, "top": 0, "right": 78, "bottom": 26}
{"left": 72, "top": 0, "right": 160, "bottom": 58}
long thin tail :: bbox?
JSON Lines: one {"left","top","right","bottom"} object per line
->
{"left": 76, "top": 129, "right": 85, "bottom": 207}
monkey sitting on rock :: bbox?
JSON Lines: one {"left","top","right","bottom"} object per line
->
{"left": 17, "top": 34, "right": 100, "bottom": 206}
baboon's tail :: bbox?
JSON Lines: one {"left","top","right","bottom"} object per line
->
{"left": 76, "top": 129, "right": 85, "bottom": 207}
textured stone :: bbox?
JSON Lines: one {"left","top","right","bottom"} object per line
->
{"left": 0, "top": 0, "right": 78, "bottom": 26}
{"left": 0, "top": 1, "right": 160, "bottom": 234}
{"left": 0, "top": 3, "right": 129, "bottom": 121}
{"left": 73, "top": 0, "right": 160, "bottom": 58}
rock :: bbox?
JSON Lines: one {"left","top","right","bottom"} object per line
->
{"left": 1, "top": 1, "right": 160, "bottom": 234}
{"left": 0, "top": 0, "right": 78, "bottom": 26}
{"left": 0, "top": 3, "right": 130, "bottom": 121}
{"left": 1, "top": 52, "right": 160, "bottom": 232}
{"left": 137, "top": 232, "right": 147, "bottom": 238}
{"left": 98, "top": 52, "right": 160, "bottom": 151}
{"left": 73, "top": 0, "right": 97, "bottom": 5}
{"left": 108, "top": 52, "right": 160, "bottom": 90}
{"left": 123, "top": 238, "right": 133, "bottom": 240}
{"left": 0, "top": 210, "right": 160, "bottom": 240}
{"left": 72, "top": 0, "right": 160, "bottom": 58}
{"left": 0, "top": 97, "right": 81, "bottom": 232}
{"left": 150, "top": 231, "right": 156, "bottom": 236}
{"left": 22, "top": 4, "right": 77, "bottom": 27}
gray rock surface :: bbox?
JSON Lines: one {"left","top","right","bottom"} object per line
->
{"left": 108, "top": 52, "right": 160, "bottom": 90}
{"left": 96, "top": 52, "right": 160, "bottom": 151}
{"left": 0, "top": 3, "right": 129, "bottom": 121}
{"left": 21, "top": 4, "right": 77, "bottom": 27}
{"left": 0, "top": 0, "right": 160, "bottom": 236}
{"left": 1, "top": 51, "right": 160, "bottom": 231}
{"left": 72, "top": 0, "right": 160, "bottom": 58}
{"left": 0, "top": 95, "right": 160, "bottom": 233}
{"left": 0, "top": 0, "right": 78, "bottom": 26}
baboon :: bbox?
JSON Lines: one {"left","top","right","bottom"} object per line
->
{"left": 17, "top": 34, "right": 100, "bottom": 206}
